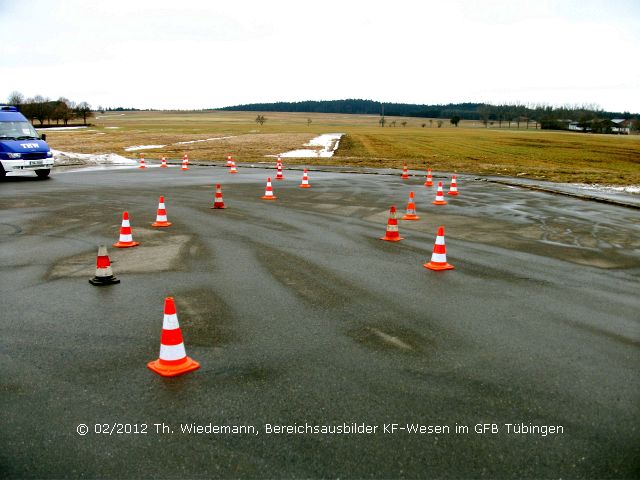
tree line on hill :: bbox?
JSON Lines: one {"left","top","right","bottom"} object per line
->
{"left": 5, "top": 91, "right": 95, "bottom": 126}
{"left": 217, "top": 99, "right": 639, "bottom": 132}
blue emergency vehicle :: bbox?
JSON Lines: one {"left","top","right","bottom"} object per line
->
{"left": 0, "top": 105, "right": 53, "bottom": 178}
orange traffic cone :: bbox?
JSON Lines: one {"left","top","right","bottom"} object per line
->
{"left": 113, "top": 211, "right": 140, "bottom": 248}
{"left": 160, "top": 157, "right": 168, "bottom": 168}
{"left": 183, "top": 153, "right": 189, "bottom": 163}
{"left": 138, "top": 154, "right": 147, "bottom": 169}
{"left": 401, "top": 163, "right": 409, "bottom": 179}
{"left": 226, "top": 154, "right": 233, "bottom": 167}
{"left": 275, "top": 162, "right": 284, "bottom": 180}
{"left": 402, "top": 191, "right": 420, "bottom": 220}
{"left": 211, "top": 184, "right": 226, "bottom": 209}
{"left": 380, "top": 206, "right": 404, "bottom": 242}
{"left": 89, "top": 245, "right": 120, "bottom": 286}
{"left": 228, "top": 160, "right": 238, "bottom": 174}
{"left": 147, "top": 297, "right": 200, "bottom": 377}
{"left": 447, "top": 175, "right": 459, "bottom": 195}
{"left": 261, "top": 177, "right": 277, "bottom": 200}
{"left": 424, "top": 168, "right": 433, "bottom": 186}
{"left": 151, "top": 196, "right": 172, "bottom": 227}
{"left": 299, "top": 168, "right": 311, "bottom": 188}
{"left": 424, "top": 226, "right": 454, "bottom": 271}
{"left": 432, "top": 181, "right": 448, "bottom": 205}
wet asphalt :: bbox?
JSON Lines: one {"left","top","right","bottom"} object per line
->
{"left": 0, "top": 165, "right": 639, "bottom": 479}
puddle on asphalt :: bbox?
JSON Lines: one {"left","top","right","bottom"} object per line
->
{"left": 365, "top": 210, "right": 640, "bottom": 269}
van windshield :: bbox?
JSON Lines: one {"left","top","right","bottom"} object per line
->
{"left": 0, "top": 121, "right": 40, "bottom": 140}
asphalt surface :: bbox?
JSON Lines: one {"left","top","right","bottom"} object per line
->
{"left": 1, "top": 165, "right": 639, "bottom": 479}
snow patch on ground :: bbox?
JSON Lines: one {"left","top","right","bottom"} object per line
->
{"left": 123, "top": 144, "right": 167, "bottom": 152}
{"left": 105, "top": 126, "right": 120, "bottom": 129}
{"left": 275, "top": 133, "right": 343, "bottom": 158}
{"left": 39, "top": 126, "right": 88, "bottom": 131}
{"left": 52, "top": 149, "right": 136, "bottom": 166}
{"left": 174, "top": 136, "right": 235, "bottom": 145}
{"left": 123, "top": 136, "right": 235, "bottom": 151}
{"left": 573, "top": 183, "right": 640, "bottom": 194}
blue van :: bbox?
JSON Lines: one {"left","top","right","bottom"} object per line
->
{"left": 0, "top": 105, "right": 54, "bottom": 178}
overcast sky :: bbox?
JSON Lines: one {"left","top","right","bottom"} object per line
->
{"left": 1, "top": 0, "right": 639, "bottom": 112}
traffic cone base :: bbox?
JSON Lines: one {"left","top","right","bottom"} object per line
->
{"left": 147, "top": 357, "right": 200, "bottom": 377}
{"left": 402, "top": 214, "right": 420, "bottom": 220}
{"left": 113, "top": 240, "right": 139, "bottom": 248}
{"left": 152, "top": 220, "right": 172, "bottom": 227}
{"left": 447, "top": 191, "right": 459, "bottom": 196}
{"left": 261, "top": 195, "right": 278, "bottom": 200}
{"left": 380, "top": 234, "right": 404, "bottom": 242}
{"left": 424, "top": 261, "right": 455, "bottom": 271}
{"left": 432, "top": 199, "right": 448, "bottom": 205}
{"left": 89, "top": 275, "right": 120, "bottom": 285}
{"left": 299, "top": 184, "right": 310, "bottom": 188}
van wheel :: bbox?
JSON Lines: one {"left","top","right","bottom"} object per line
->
{"left": 0, "top": 164, "right": 6, "bottom": 178}
{"left": 35, "top": 169, "right": 50, "bottom": 179}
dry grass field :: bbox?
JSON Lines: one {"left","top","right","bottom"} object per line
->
{"left": 43, "top": 110, "right": 640, "bottom": 185}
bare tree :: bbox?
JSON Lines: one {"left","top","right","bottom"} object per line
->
{"left": 75, "top": 101, "right": 93, "bottom": 125}
{"left": 53, "top": 97, "right": 76, "bottom": 126}
{"left": 429, "top": 119, "right": 433, "bottom": 128}
{"left": 30, "top": 95, "right": 51, "bottom": 126}
{"left": 379, "top": 116, "right": 386, "bottom": 127}
{"left": 401, "top": 121, "right": 407, "bottom": 127}
{"left": 7, "top": 91, "right": 24, "bottom": 106}
{"left": 255, "top": 114, "right": 266, "bottom": 125}
{"left": 437, "top": 120, "right": 443, "bottom": 128}
{"left": 307, "top": 118, "right": 312, "bottom": 126}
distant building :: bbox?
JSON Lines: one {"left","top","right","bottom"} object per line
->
{"left": 568, "top": 121, "right": 589, "bottom": 132}
{"left": 611, "top": 119, "right": 631, "bottom": 134}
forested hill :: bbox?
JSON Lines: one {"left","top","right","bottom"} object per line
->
{"left": 217, "top": 99, "right": 482, "bottom": 119}
{"left": 216, "top": 99, "right": 635, "bottom": 124}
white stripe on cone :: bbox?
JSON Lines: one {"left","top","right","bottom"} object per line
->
{"left": 431, "top": 252, "right": 448, "bottom": 263}
{"left": 159, "top": 343, "right": 187, "bottom": 361}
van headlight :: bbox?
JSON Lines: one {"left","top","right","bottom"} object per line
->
{"left": 46, "top": 151, "right": 53, "bottom": 157}
{"left": 7, "top": 153, "right": 22, "bottom": 159}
